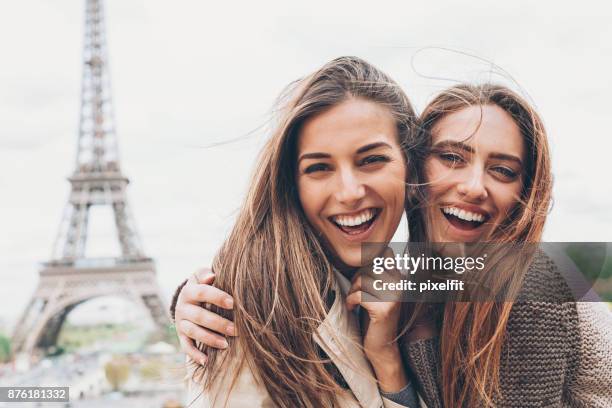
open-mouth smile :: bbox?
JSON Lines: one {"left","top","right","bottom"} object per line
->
{"left": 329, "top": 208, "right": 381, "bottom": 237}
{"left": 441, "top": 206, "right": 489, "bottom": 231}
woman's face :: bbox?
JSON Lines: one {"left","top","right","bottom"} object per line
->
{"left": 297, "top": 98, "right": 406, "bottom": 267}
{"left": 424, "top": 104, "right": 525, "bottom": 243}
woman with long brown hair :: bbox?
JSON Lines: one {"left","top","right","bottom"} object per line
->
{"left": 181, "top": 56, "right": 423, "bottom": 408}
{"left": 173, "top": 79, "right": 612, "bottom": 406}
{"left": 405, "top": 84, "right": 612, "bottom": 407}
{"left": 410, "top": 84, "right": 571, "bottom": 407}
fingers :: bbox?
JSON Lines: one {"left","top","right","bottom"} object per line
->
{"left": 178, "top": 319, "right": 229, "bottom": 350}
{"left": 194, "top": 268, "right": 215, "bottom": 285}
{"left": 350, "top": 273, "right": 381, "bottom": 301}
{"left": 180, "top": 303, "right": 236, "bottom": 336}
{"left": 347, "top": 272, "right": 400, "bottom": 319}
{"left": 349, "top": 274, "right": 362, "bottom": 294}
{"left": 382, "top": 247, "right": 395, "bottom": 259}
{"left": 379, "top": 247, "right": 402, "bottom": 278}
{"left": 371, "top": 247, "right": 400, "bottom": 274}
{"left": 183, "top": 282, "right": 234, "bottom": 309}
{"left": 346, "top": 290, "right": 362, "bottom": 312}
{"left": 178, "top": 334, "right": 208, "bottom": 366}
{"left": 346, "top": 289, "right": 383, "bottom": 313}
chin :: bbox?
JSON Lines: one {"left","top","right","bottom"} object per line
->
{"left": 333, "top": 249, "right": 362, "bottom": 269}
{"left": 340, "top": 255, "right": 362, "bottom": 268}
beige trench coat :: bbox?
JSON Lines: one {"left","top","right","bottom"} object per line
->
{"left": 186, "top": 277, "right": 420, "bottom": 408}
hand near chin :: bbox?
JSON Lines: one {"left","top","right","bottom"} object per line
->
{"left": 345, "top": 249, "right": 408, "bottom": 392}
{"left": 346, "top": 272, "right": 401, "bottom": 351}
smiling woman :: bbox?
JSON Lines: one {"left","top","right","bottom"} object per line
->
{"left": 406, "top": 84, "right": 610, "bottom": 408}
{"left": 415, "top": 84, "right": 551, "bottom": 247}
{"left": 425, "top": 104, "right": 526, "bottom": 243}
{"left": 182, "top": 57, "right": 420, "bottom": 408}
{"left": 297, "top": 98, "right": 406, "bottom": 268}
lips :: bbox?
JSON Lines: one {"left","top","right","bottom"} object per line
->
{"left": 441, "top": 205, "right": 490, "bottom": 232}
{"left": 329, "top": 208, "right": 380, "bottom": 237}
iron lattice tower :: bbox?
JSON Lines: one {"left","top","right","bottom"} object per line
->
{"left": 12, "top": 0, "right": 170, "bottom": 358}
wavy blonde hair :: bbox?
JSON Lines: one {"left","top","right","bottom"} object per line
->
{"left": 194, "top": 56, "right": 419, "bottom": 408}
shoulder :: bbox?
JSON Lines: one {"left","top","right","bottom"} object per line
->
{"left": 509, "top": 249, "right": 580, "bottom": 337}
{"left": 576, "top": 302, "right": 612, "bottom": 336}
{"left": 567, "top": 302, "right": 612, "bottom": 406}
{"left": 517, "top": 248, "right": 577, "bottom": 302}
{"left": 505, "top": 251, "right": 612, "bottom": 405}
{"left": 574, "top": 302, "right": 612, "bottom": 364}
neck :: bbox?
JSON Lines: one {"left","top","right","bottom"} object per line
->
{"left": 332, "top": 259, "right": 359, "bottom": 281}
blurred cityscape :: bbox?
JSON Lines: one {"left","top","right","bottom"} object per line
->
{"left": 0, "top": 318, "right": 188, "bottom": 407}
{"left": 0, "top": 1, "right": 190, "bottom": 407}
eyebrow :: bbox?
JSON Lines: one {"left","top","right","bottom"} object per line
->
{"left": 432, "top": 140, "right": 474, "bottom": 154}
{"left": 356, "top": 142, "right": 393, "bottom": 154}
{"left": 298, "top": 141, "right": 393, "bottom": 163}
{"left": 297, "top": 152, "right": 331, "bottom": 163}
{"left": 489, "top": 152, "right": 523, "bottom": 166}
{"left": 432, "top": 140, "right": 523, "bottom": 166}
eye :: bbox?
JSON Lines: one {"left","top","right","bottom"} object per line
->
{"left": 438, "top": 152, "right": 465, "bottom": 164}
{"left": 304, "top": 163, "right": 330, "bottom": 174}
{"left": 360, "top": 154, "right": 391, "bottom": 166}
{"left": 491, "top": 166, "right": 518, "bottom": 180}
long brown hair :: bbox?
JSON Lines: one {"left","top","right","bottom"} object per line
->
{"left": 415, "top": 84, "right": 552, "bottom": 407}
{"left": 194, "top": 56, "right": 419, "bottom": 408}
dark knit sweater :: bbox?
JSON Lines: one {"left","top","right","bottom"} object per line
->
{"left": 403, "top": 250, "right": 612, "bottom": 407}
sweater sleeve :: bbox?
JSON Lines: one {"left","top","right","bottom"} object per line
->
{"left": 401, "top": 337, "right": 443, "bottom": 408}
{"left": 380, "top": 382, "right": 420, "bottom": 407}
{"left": 567, "top": 302, "right": 612, "bottom": 407}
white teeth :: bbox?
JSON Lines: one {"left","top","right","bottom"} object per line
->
{"left": 442, "top": 207, "right": 485, "bottom": 223}
{"left": 333, "top": 209, "right": 375, "bottom": 227}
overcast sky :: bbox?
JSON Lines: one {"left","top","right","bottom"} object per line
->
{"left": 1, "top": 0, "right": 611, "bottom": 330}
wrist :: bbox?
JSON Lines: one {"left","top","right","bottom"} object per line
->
{"left": 370, "top": 356, "right": 408, "bottom": 393}
{"left": 365, "top": 342, "right": 401, "bottom": 362}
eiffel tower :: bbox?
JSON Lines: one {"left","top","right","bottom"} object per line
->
{"left": 12, "top": 0, "right": 170, "bottom": 358}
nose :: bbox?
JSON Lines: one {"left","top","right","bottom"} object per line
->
{"left": 334, "top": 167, "right": 366, "bottom": 207}
{"left": 457, "top": 166, "right": 488, "bottom": 202}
